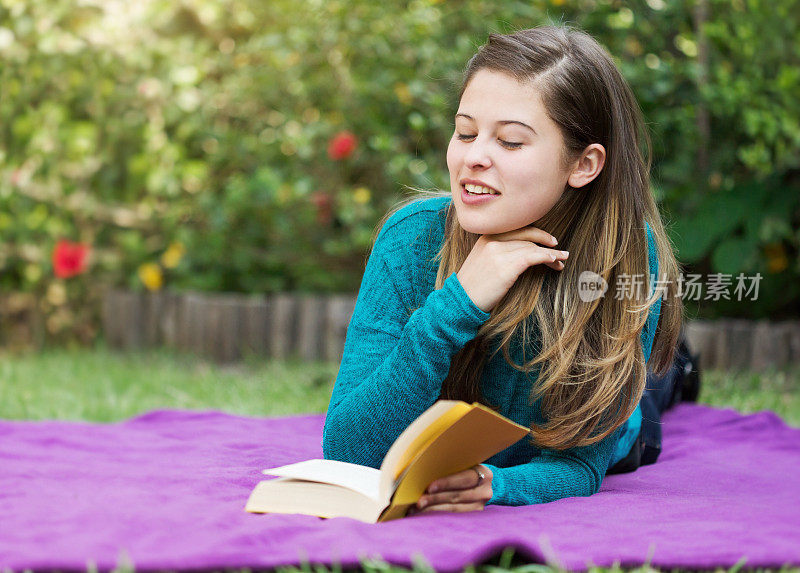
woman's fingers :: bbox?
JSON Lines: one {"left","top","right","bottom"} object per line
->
{"left": 412, "top": 465, "right": 493, "bottom": 513}
{"left": 414, "top": 501, "right": 487, "bottom": 514}
{"left": 426, "top": 468, "right": 481, "bottom": 492}
{"left": 503, "top": 240, "right": 569, "bottom": 262}
{"left": 503, "top": 227, "right": 568, "bottom": 270}
{"left": 418, "top": 486, "right": 491, "bottom": 508}
{"left": 457, "top": 228, "right": 569, "bottom": 312}
{"left": 509, "top": 242, "right": 569, "bottom": 271}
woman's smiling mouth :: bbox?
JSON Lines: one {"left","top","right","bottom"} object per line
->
{"left": 461, "top": 185, "right": 501, "bottom": 205}
{"left": 464, "top": 183, "right": 500, "bottom": 195}
{"left": 461, "top": 179, "right": 501, "bottom": 195}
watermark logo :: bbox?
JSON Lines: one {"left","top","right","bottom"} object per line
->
{"left": 576, "top": 272, "right": 763, "bottom": 302}
{"left": 578, "top": 271, "right": 608, "bottom": 302}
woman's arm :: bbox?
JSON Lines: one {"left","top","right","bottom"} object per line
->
{"left": 414, "top": 426, "right": 623, "bottom": 512}
{"left": 418, "top": 228, "right": 662, "bottom": 510}
{"left": 484, "top": 300, "right": 658, "bottom": 506}
{"left": 322, "top": 212, "right": 491, "bottom": 468}
{"left": 482, "top": 425, "right": 624, "bottom": 505}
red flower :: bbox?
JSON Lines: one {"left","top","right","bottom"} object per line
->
{"left": 52, "top": 240, "right": 90, "bottom": 279}
{"left": 327, "top": 131, "right": 358, "bottom": 160}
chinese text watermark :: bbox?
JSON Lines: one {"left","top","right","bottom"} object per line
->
{"left": 577, "top": 272, "right": 762, "bottom": 303}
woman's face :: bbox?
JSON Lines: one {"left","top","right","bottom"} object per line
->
{"left": 447, "top": 69, "right": 574, "bottom": 235}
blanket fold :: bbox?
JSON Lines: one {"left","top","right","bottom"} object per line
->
{"left": 1, "top": 404, "right": 798, "bottom": 572}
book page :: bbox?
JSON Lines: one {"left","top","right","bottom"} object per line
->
{"left": 246, "top": 478, "right": 385, "bottom": 523}
{"left": 263, "top": 459, "right": 382, "bottom": 501}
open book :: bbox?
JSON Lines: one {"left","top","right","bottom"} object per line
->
{"left": 245, "top": 400, "right": 529, "bottom": 523}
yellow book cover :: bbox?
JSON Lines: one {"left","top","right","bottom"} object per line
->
{"left": 245, "top": 400, "right": 529, "bottom": 523}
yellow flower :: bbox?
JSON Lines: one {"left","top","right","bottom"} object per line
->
{"left": 161, "top": 242, "right": 185, "bottom": 269}
{"left": 46, "top": 282, "right": 67, "bottom": 306}
{"left": 353, "top": 186, "right": 371, "bottom": 205}
{"left": 764, "top": 243, "right": 788, "bottom": 274}
{"left": 394, "top": 83, "right": 412, "bottom": 105}
{"left": 138, "top": 263, "right": 164, "bottom": 291}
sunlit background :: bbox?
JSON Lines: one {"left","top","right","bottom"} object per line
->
{"left": 1, "top": 0, "right": 798, "bottom": 350}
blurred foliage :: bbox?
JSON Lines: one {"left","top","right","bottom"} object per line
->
{"left": 0, "top": 0, "right": 798, "bottom": 345}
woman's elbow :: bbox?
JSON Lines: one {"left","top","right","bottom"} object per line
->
{"left": 571, "top": 457, "right": 605, "bottom": 497}
{"left": 322, "top": 408, "right": 347, "bottom": 461}
{"left": 322, "top": 409, "right": 369, "bottom": 464}
{"left": 322, "top": 407, "right": 387, "bottom": 468}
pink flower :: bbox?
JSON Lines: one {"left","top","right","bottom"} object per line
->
{"left": 52, "top": 240, "right": 89, "bottom": 279}
{"left": 327, "top": 131, "right": 357, "bottom": 160}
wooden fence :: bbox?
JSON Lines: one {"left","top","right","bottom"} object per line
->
{"left": 684, "top": 319, "right": 800, "bottom": 372}
{"left": 102, "top": 290, "right": 800, "bottom": 371}
{"left": 102, "top": 290, "right": 357, "bottom": 363}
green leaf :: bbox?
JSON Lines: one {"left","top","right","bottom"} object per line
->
{"left": 712, "top": 237, "right": 756, "bottom": 274}
{"left": 672, "top": 179, "right": 771, "bottom": 263}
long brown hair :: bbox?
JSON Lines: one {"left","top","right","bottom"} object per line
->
{"left": 375, "top": 26, "right": 683, "bottom": 450}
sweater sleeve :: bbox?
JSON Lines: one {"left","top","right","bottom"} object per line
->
{"left": 322, "top": 218, "right": 491, "bottom": 468}
{"left": 483, "top": 425, "right": 624, "bottom": 505}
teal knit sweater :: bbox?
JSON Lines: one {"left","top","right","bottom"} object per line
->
{"left": 322, "top": 196, "right": 660, "bottom": 506}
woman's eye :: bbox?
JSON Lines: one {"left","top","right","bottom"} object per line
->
{"left": 456, "top": 133, "right": 522, "bottom": 149}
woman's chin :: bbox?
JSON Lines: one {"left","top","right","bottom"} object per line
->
{"left": 453, "top": 201, "right": 528, "bottom": 235}
{"left": 457, "top": 219, "right": 514, "bottom": 236}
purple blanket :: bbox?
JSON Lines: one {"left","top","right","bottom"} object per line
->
{"left": 2, "top": 403, "right": 799, "bottom": 572}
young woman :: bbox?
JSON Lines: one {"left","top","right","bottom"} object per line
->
{"left": 322, "top": 25, "right": 685, "bottom": 514}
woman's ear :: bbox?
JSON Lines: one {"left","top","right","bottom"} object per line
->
{"left": 567, "top": 144, "right": 606, "bottom": 189}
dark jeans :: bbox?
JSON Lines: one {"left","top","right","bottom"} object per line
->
{"left": 607, "top": 337, "right": 698, "bottom": 474}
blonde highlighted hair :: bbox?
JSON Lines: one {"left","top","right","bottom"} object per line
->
{"left": 374, "top": 26, "right": 683, "bottom": 450}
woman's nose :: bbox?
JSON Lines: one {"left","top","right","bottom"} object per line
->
{"left": 463, "top": 137, "right": 492, "bottom": 169}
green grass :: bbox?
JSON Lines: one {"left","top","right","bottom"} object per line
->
{"left": 0, "top": 345, "right": 339, "bottom": 422}
{"left": 1, "top": 345, "right": 798, "bottom": 426}
{"left": 79, "top": 550, "right": 800, "bottom": 573}
{"left": 1, "top": 345, "right": 798, "bottom": 573}
{"left": 696, "top": 368, "right": 800, "bottom": 427}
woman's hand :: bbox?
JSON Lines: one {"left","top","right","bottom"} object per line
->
{"left": 408, "top": 465, "right": 493, "bottom": 515}
{"left": 457, "top": 226, "right": 569, "bottom": 313}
